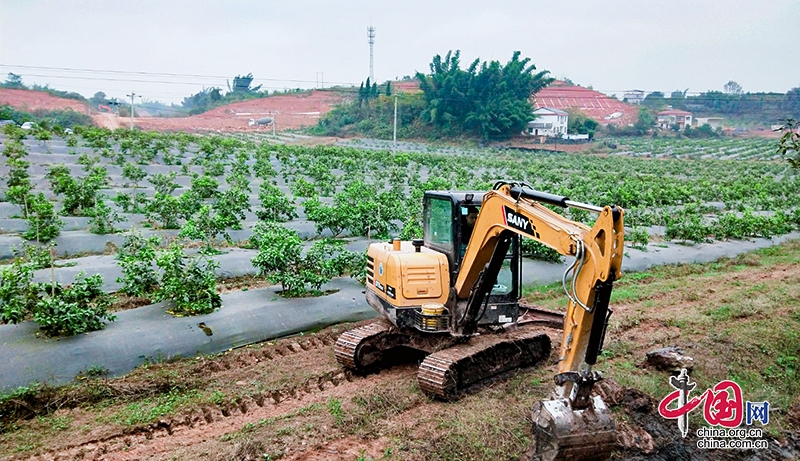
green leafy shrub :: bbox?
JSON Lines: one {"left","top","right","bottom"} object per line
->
{"left": 156, "top": 243, "right": 221, "bottom": 316}
{"left": 303, "top": 196, "right": 348, "bottom": 237}
{"left": 253, "top": 150, "right": 277, "bottom": 179}
{"left": 33, "top": 272, "right": 116, "bottom": 337}
{"left": 146, "top": 193, "right": 181, "bottom": 229}
{"left": 250, "top": 222, "right": 356, "bottom": 296}
{"left": 46, "top": 164, "right": 109, "bottom": 216}
{"left": 256, "top": 182, "right": 297, "bottom": 222}
{"left": 148, "top": 172, "right": 179, "bottom": 195}
{"left": 23, "top": 193, "right": 63, "bottom": 242}
{"left": 121, "top": 162, "right": 147, "bottom": 187}
{"left": 179, "top": 205, "right": 231, "bottom": 252}
{"left": 665, "top": 213, "right": 712, "bottom": 244}
{"left": 11, "top": 242, "right": 55, "bottom": 270}
{"left": 116, "top": 231, "right": 160, "bottom": 297}
{"left": 88, "top": 199, "right": 123, "bottom": 235}
{"left": 4, "top": 183, "right": 34, "bottom": 218}
{"left": 190, "top": 174, "right": 220, "bottom": 199}
{"left": 112, "top": 192, "right": 134, "bottom": 213}
{"left": 176, "top": 191, "right": 202, "bottom": 221}
{"left": 627, "top": 227, "right": 650, "bottom": 249}
{"left": 202, "top": 160, "right": 226, "bottom": 177}
{"left": 212, "top": 186, "right": 250, "bottom": 230}
{"left": 0, "top": 261, "right": 40, "bottom": 324}
{"left": 290, "top": 177, "right": 318, "bottom": 198}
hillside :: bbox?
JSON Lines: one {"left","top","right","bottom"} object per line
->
{"left": 533, "top": 81, "right": 640, "bottom": 126}
{"left": 135, "top": 91, "right": 345, "bottom": 132}
{"left": 0, "top": 88, "right": 90, "bottom": 113}
{"left": 0, "top": 88, "right": 344, "bottom": 133}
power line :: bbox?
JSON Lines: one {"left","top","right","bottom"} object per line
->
{"left": 0, "top": 64, "right": 358, "bottom": 87}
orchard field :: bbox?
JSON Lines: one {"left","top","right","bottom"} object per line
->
{"left": 2, "top": 126, "right": 800, "bottom": 459}
{"left": 2, "top": 126, "right": 799, "bottom": 272}
{"left": 1, "top": 124, "right": 799, "bottom": 335}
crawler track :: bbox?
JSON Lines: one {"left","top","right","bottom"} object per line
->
{"left": 418, "top": 327, "right": 552, "bottom": 400}
{"left": 333, "top": 319, "right": 395, "bottom": 370}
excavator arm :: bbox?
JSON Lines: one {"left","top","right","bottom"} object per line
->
{"left": 452, "top": 181, "right": 624, "bottom": 461}
{"left": 454, "top": 182, "right": 623, "bottom": 363}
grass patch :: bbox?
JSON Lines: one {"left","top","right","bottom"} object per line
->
{"left": 111, "top": 388, "right": 199, "bottom": 426}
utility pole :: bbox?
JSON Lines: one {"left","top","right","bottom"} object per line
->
{"left": 367, "top": 26, "right": 375, "bottom": 83}
{"left": 393, "top": 94, "right": 398, "bottom": 155}
{"left": 126, "top": 92, "right": 138, "bottom": 129}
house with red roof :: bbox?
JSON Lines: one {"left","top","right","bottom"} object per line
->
{"left": 657, "top": 109, "right": 693, "bottom": 131}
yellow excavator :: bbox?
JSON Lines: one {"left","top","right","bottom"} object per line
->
{"left": 334, "top": 181, "right": 624, "bottom": 460}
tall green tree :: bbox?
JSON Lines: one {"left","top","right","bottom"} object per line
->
{"left": 228, "top": 73, "right": 262, "bottom": 93}
{"left": 416, "top": 50, "right": 552, "bottom": 140}
{"left": 2, "top": 73, "right": 25, "bottom": 89}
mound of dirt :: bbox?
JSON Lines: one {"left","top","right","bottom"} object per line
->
{"left": 134, "top": 90, "right": 345, "bottom": 133}
{"left": 0, "top": 88, "right": 90, "bottom": 113}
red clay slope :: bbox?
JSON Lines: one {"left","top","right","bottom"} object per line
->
{"left": 0, "top": 87, "right": 344, "bottom": 133}
{"left": 0, "top": 88, "right": 91, "bottom": 113}
{"left": 135, "top": 90, "right": 345, "bottom": 133}
{"left": 533, "top": 82, "right": 639, "bottom": 126}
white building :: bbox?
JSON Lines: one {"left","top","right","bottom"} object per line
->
{"left": 624, "top": 90, "right": 645, "bottom": 105}
{"left": 657, "top": 109, "right": 693, "bottom": 131}
{"left": 526, "top": 107, "right": 568, "bottom": 137}
{"left": 694, "top": 117, "right": 723, "bottom": 129}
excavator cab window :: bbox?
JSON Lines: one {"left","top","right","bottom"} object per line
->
{"left": 423, "top": 192, "right": 519, "bottom": 303}
{"left": 459, "top": 205, "right": 480, "bottom": 248}
{"left": 423, "top": 196, "right": 455, "bottom": 256}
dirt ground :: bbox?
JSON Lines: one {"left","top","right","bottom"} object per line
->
{"left": 0, "top": 88, "right": 91, "bottom": 113}
{"left": 0, "top": 88, "right": 343, "bottom": 134}
{"left": 3, "top": 244, "right": 800, "bottom": 461}
{"left": 132, "top": 91, "right": 344, "bottom": 133}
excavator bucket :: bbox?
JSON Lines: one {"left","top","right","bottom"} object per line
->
{"left": 526, "top": 396, "right": 617, "bottom": 461}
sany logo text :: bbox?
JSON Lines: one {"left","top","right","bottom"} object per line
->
{"left": 506, "top": 212, "right": 529, "bottom": 231}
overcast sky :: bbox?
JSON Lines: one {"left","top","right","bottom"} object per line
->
{"left": 1, "top": 0, "right": 799, "bottom": 105}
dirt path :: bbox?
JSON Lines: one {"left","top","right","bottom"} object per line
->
{"left": 4, "top": 323, "right": 412, "bottom": 461}
{"left": 91, "top": 113, "right": 120, "bottom": 129}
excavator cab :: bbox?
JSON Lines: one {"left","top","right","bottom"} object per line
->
{"left": 423, "top": 191, "right": 521, "bottom": 325}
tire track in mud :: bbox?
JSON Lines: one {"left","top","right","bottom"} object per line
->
{"left": 13, "top": 330, "right": 417, "bottom": 461}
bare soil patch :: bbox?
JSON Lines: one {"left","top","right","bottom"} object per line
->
{"left": 133, "top": 91, "right": 344, "bottom": 133}
{"left": 0, "top": 88, "right": 90, "bottom": 113}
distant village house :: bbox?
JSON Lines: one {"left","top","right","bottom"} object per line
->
{"left": 657, "top": 108, "right": 693, "bottom": 131}
{"left": 526, "top": 107, "right": 568, "bottom": 137}
{"left": 623, "top": 90, "right": 645, "bottom": 105}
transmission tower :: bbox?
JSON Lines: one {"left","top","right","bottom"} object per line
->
{"left": 367, "top": 26, "right": 375, "bottom": 82}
